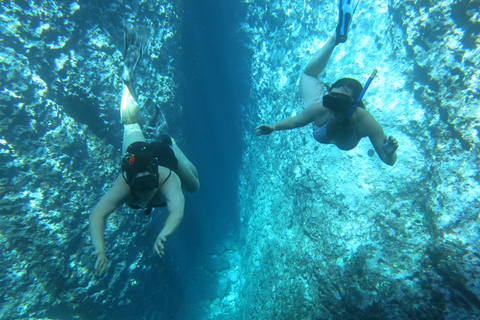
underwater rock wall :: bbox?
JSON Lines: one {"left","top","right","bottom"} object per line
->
{"left": 238, "top": 0, "right": 479, "bottom": 319}
{"left": 0, "top": 1, "right": 181, "bottom": 319}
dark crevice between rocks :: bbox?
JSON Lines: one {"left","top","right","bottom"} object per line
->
{"left": 437, "top": 105, "right": 472, "bottom": 151}
{"left": 58, "top": 92, "right": 122, "bottom": 150}
{"left": 420, "top": 172, "right": 442, "bottom": 240}
{"left": 390, "top": 1, "right": 474, "bottom": 152}
{"left": 411, "top": 74, "right": 472, "bottom": 151}
{"left": 426, "top": 243, "right": 480, "bottom": 310}
{"left": 413, "top": 63, "right": 439, "bottom": 91}
{"left": 451, "top": 0, "right": 480, "bottom": 49}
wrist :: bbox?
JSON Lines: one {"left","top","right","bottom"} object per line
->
{"left": 94, "top": 249, "right": 106, "bottom": 256}
{"left": 158, "top": 232, "right": 168, "bottom": 240}
{"left": 385, "top": 147, "right": 397, "bottom": 156}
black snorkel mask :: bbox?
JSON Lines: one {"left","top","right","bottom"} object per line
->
{"left": 322, "top": 92, "right": 354, "bottom": 113}
{"left": 129, "top": 174, "right": 159, "bottom": 194}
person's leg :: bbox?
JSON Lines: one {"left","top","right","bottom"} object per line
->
{"left": 120, "top": 23, "right": 151, "bottom": 154}
{"left": 121, "top": 85, "right": 145, "bottom": 154}
{"left": 300, "top": 0, "right": 359, "bottom": 106}
{"left": 299, "top": 34, "right": 337, "bottom": 107}
{"left": 171, "top": 139, "right": 199, "bottom": 193}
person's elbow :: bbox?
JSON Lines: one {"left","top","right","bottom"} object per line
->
{"left": 384, "top": 160, "right": 396, "bottom": 166}
{"left": 176, "top": 210, "right": 184, "bottom": 222}
{"left": 89, "top": 209, "right": 101, "bottom": 225}
{"left": 89, "top": 209, "right": 106, "bottom": 234}
{"left": 170, "top": 195, "right": 185, "bottom": 221}
{"left": 170, "top": 209, "right": 184, "bottom": 224}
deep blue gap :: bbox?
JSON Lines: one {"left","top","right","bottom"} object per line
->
{"left": 169, "top": 0, "right": 251, "bottom": 312}
{"left": 174, "top": 0, "right": 249, "bottom": 247}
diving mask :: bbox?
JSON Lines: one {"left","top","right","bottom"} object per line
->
{"left": 130, "top": 174, "right": 159, "bottom": 194}
{"left": 322, "top": 92, "right": 354, "bottom": 113}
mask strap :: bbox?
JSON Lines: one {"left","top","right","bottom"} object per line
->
{"left": 159, "top": 170, "right": 172, "bottom": 188}
{"left": 122, "top": 171, "right": 129, "bottom": 184}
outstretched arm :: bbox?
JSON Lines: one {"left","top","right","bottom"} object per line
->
{"left": 365, "top": 118, "right": 398, "bottom": 166}
{"left": 89, "top": 176, "right": 131, "bottom": 274}
{"left": 255, "top": 103, "right": 322, "bottom": 136}
{"left": 153, "top": 172, "right": 185, "bottom": 257}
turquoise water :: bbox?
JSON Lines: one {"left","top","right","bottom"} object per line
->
{"left": 0, "top": 0, "right": 479, "bottom": 319}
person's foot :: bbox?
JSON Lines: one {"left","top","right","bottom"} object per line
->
{"left": 335, "top": 0, "right": 359, "bottom": 45}
{"left": 120, "top": 85, "right": 139, "bottom": 124}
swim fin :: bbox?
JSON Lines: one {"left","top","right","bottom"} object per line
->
{"left": 335, "top": 0, "right": 360, "bottom": 45}
{"left": 122, "top": 23, "right": 150, "bottom": 83}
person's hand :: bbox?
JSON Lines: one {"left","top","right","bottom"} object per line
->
{"left": 94, "top": 251, "right": 108, "bottom": 275}
{"left": 153, "top": 235, "right": 167, "bottom": 257}
{"left": 255, "top": 124, "right": 275, "bottom": 136}
{"left": 383, "top": 136, "right": 398, "bottom": 155}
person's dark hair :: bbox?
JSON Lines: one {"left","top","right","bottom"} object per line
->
{"left": 329, "top": 78, "right": 365, "bottom": 109}
{"left": 121, "top": 142, "right": 159, "bottom": 186}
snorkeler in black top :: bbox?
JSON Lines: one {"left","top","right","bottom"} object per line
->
{"left": 89, "top": 24, "right": 200, "bottom": 275}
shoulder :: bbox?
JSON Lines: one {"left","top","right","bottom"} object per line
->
{"left": 111, "top": 175, "right": 132, "bottom": 194}
{"left": 301, "top": 101, "right": 329, "bottom": 120}
{"left": 307, "top": 101, "right": 328, "bottom": 113}
{"left": 97, "top": 175, "right": 132, "bottom": 209}
{"left": 157, "top": 167, "right": 181, "bottom": 189}
{"left": 157, "top": 166, "right": 176, "bottom": 180}
{"left": 356, "top": 109, "right": 382, "bottom": 135}
{"left": 355, "top": 108, "right": 373, "bottom": 120}
{"left": 158, "top": 169, "right": 184, "bottom": 203}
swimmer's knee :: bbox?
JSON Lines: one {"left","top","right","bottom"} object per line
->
{"left": 302, "top": 70, "right": 318, "bottom": 78}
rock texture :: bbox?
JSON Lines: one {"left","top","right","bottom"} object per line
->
{"left": 0, "top": 1, "right": 181, "bottom": 319}
{"left": 1, "top": 0, "right": 479, "bottom": 319}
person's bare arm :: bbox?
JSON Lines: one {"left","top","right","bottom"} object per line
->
{"left": 256, "top": 103, "right": 322, "bottom": 136}
{"left": 364, "top": 117, "right": 398, "bottom": 166}
{"left": 89, "top": 175, "right": 131, "bottom": 274}
{"left": 153, "top": 172, "right": 185, "bottom": 257}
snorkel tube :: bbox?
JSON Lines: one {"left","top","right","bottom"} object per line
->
{"left": 345, "top": 69, "right": 378, "bottom": 120}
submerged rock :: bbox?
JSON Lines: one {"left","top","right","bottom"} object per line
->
{"left": 205, "top": 256, "right": 231, "bottom": 273}
{"left": 237, "top": 0, "right": 480, "bottom": 319}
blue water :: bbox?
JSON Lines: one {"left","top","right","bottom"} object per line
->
{"left": 3, "top": 0, "right": 478, "bottom": 319}
{"left": 177, "top": 0, "right": 248, "bottom": 241}
{"left": 169, "top": 1, "right": 250, "bottom": 316}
